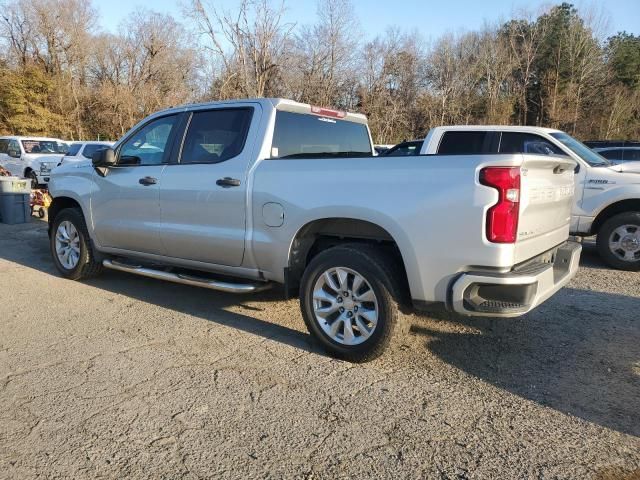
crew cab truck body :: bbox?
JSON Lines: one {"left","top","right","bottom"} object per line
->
{"left": 422, "top": 126, "right": 640, "bottom": 271}
{"left": 48, "top": 99, "right": 581, "bottom": 361}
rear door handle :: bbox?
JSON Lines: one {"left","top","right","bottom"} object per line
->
{"left": 138, "top": 176, "right": 157, "bottom": 186}
{"left": 216, "top": 177, "right": 241, "bottom": 188}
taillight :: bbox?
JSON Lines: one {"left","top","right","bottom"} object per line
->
{"left": 310, "top": 106, "right": 346, "bottom": 119}
{"left": 480, "top": 167, "right": 521, "bottom": 243}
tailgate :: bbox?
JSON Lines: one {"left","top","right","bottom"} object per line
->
{"left": 515, "top": 155, "right": 576, "bottom": 263}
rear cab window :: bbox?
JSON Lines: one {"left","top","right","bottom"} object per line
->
{"left": 271, "top": 111, "right": 372, "bottom": 159}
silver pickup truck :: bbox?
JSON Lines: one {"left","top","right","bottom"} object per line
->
{"left": 48, "top": 98, "right": 581, "bottom": 361}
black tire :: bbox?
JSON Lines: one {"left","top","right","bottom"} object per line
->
{"left": 299, "top": 244, "right": 405, "bottom": 362}
{"left": 27, "top": 170, "right": 39, "bottom": 189}
{"left": 50, "top": 208, "right": 103, "bottom": 280}
{"left": 596, "top": 212, "right": 640, "bottom": 271}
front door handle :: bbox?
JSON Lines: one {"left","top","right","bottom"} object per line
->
{"left": 216, "top": 177, "right": 241, "bottom": 188}
{"left": 139, "top": 176, "right": 157, "bottom": 186}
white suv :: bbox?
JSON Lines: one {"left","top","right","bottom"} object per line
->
{"left": 59, "top": 141, "right": 114, "bottom": 166}
{"left": 0, "top": 136, "right": 69, "bottom": 187}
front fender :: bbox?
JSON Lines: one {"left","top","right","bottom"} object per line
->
{"left": 48, "top": 165, "right": 96, "bottom": 239}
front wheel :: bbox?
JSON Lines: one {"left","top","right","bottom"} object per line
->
{"left": 596, "top": 212, "right": 640, "bottom": 271}
{"left": 299, "top": 245, "right": 403, "bottom": 362}
{"left": 28, "top": 171, "right": 39, "bottom": 189}
{"left": 50, "top": 208, "right": 103, "bottom": 280}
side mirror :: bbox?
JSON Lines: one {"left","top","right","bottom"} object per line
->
{"left": 92, "top": 148, "right": 116, "bottom": 168}
{"left": 574, "top": 163, "right": 580, "bottom": 174}
{"left": 8, "top": 149, "right": 20, "bottom": 159}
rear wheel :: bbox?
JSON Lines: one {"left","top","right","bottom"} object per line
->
{"left": 50, "top": 208, "right": 103, "bottom": 280}
{"left": 299, "top": 244, "right": 403, "bottom": 362}
{"left": 596, "top": 212, "right": 640, "bottom": 271}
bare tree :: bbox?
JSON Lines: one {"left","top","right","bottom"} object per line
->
{"left": 503, "top": 10, "right": 548, "bottom": 125}
{"left": 187, "top": 0, "right": 294, "bottom": 99}
{"left": 289, "top": 0, "right": 359, "bottom": 108}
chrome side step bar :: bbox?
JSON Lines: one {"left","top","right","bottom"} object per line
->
{"left": 102, "top": 259, "right": 272, "bottom": 294}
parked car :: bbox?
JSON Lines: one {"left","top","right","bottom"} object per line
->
{"left": 48, "top": 99, "right": 580, "bottom": 361}
{"left": 59, "top": 141, "right": 114, "bottom": 165}
{"left": 584, "top": 140, "right": 640, "bottom": 149}
{"left": 0, "top": 136, "right": 69, "bottom": 188}
{"left": 373, "top": 144, "right": 394, "bottom": 155}
{"left": 420, "top": 126, "right": 640, "bottom": 270}
{"left": 593, "top": 147, "right": 640, "bottom": 164}
{"left": 382, "top": 140, "right": 423, "bottom": 156}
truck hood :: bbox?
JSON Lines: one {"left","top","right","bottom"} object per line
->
{"left": 607, "top": 161, "right": 640, "bottom": 174}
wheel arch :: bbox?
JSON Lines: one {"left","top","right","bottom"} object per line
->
{"left": 285, "top": 217, "right": 411, "bottom": 304}
{"left": 591, "top": 199, "right": 640, "bottom": 234}
{"left": 48, "top": 196, "right": 85, "bottom": 236}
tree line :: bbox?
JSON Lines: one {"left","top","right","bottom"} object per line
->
{"left": 0, "top": 0, "right": 638, "bottom": 143}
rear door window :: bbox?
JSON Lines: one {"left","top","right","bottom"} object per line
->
{"left": 180, "top": 108, "right": 253, "bottom": 164}
{"left": 271, "top": 111, "right": 372, "bottom": 159}
{"left": 437, "top": 131, "right": 499, "bottom": 155}
{"left": 499, "top": 132, "right": 567, "bottom": 156}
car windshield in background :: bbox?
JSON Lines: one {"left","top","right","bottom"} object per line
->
{"left": 550, "top": 132, "right": 610, "bottom": 167}
{"left": 385, "top": 141, "right": 423, "bottom": 156}
{"left": 271, "top": 111, "right": 372, "bottom": 159}
{"left": 22, "top": 140, "right": 68, "bottom": 155}
{"left": 66, "top": 143, "right": 82, "bottom": 156}
{"left": 82, "top": 144, "right": 109, "bottom": 159}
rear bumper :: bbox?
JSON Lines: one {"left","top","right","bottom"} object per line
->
{"left": 449, "top": 241, "right": 581, "bottom": 317}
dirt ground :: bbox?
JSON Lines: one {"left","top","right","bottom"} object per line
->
{"left": 0, "top": 219, "right": 638, "bottom": 479}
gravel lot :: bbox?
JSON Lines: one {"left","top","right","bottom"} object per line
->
{"left": 0, "top": 219, "right": 638, "bottom": 479}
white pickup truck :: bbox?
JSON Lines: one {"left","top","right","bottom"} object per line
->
{"left": 0, "top": 136, "right": 69, "bottom": 187}
{"left": 47, "top": 99, "right": 580, "bottom": 361}
{"left": 417, "top": 126, "right": 640, "bottom": 271}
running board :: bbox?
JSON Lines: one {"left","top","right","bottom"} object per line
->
{"left": 102, "top": 259, "right": 272, "bottom": 294}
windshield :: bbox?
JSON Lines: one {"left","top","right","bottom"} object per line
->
{"left": 550, "top": 132, "right": 610, "bottom": 167}
{"left": 22, "top": 140, "right": 69, "bottom": 155}
{"left": 66, "top": 143, "right": 82, "bottom": 156}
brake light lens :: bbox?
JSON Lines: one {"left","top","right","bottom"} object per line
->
{"left": 311, "top": 106, "right": 346, "bottom": 119}
{"left": 480, "top": 167, "right": 521, "bottom": 243}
